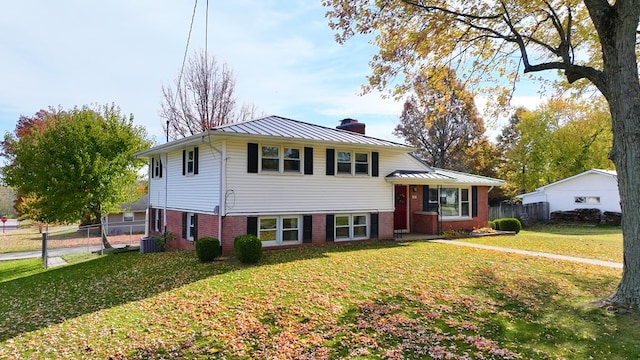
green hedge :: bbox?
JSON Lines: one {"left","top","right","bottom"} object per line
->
{"left": 195, "top": 237, "right": 221, "bottom": 262}
{"left": 234, "top": 234, "right": 263, "bottom": 264}
{"left": 493, "top": 218, "right": 521, "bottom": 233}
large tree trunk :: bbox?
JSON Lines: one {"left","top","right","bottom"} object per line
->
{"left": 595, "top": 1, "right": 640, "bottom": 308}
{"left": 607, "top": 91, "right": 640, "bottom": 307}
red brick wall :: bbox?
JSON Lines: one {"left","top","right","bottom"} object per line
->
{"left": 409, "top": 185, "right": 423, "bottom": 214}
{"left": 149, "top": 209, "right": 397, "bottom": 254}
{"left": 378, "top": 212, "right": 394, "bottom": 239}
{"left": 311, "top": 214, "right": 326, "bottom": 244}
{"left": 220, "top": 216, "right": 247, "bottom": 254}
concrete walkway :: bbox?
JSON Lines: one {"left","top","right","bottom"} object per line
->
{"left": 429, "top": 239, "right": 623, "bottom": 269}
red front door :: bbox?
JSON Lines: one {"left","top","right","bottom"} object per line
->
{"left": 394, "top": 185, "right": 408, "bottom": 230}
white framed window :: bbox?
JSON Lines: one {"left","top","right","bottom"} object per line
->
{"left": 123, "top": 212, "right": 134, "bottom": 222}
{"left": 575, "top": 196, "right": 600, "bottom": 204}
{"left": 428, "top": 188, "right": 439, "bottom": 212}
{"left": 187, "top": 212, "right": 196, "bottom": 241}
{"left": 258, "top": 216, "right": 301, "bottom": 245}
{"left": 283, "top": 147, "right": 301, "bottom": 172}
{"left": 153, "top": 158, "right": 162, "bottom": 178}
{"left": 154, "top": 209, "right": 161, "bottom": 232}
{"left": 186, "top": 149, "right": 195, "bottom": 174}
{"left": 335, "top": 214, "right": 369, "bottom": 241}
{"left": 440, "top": 187, "right": 471, "bottom": 218}
{"left": 336, "top": 150, "right": 370, "bottom": 175}
{"left": 337, "top": 151, "right": 352, "bottom": 174}
{"left": 261, "top": 145, "right": 301, "bottom": 173}
{"left": 261, "top": 146, "right": 279, "bottom": 171}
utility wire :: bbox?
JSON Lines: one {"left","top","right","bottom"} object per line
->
{"left": 168, "top": 0, "right": 199, "bottom": 142}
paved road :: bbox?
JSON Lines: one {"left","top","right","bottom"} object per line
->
{"left": 429, "top": 239, "right": 623, "bottom": 269}
{"left": 0, "top": 243, "right": 138, "bottom": 261}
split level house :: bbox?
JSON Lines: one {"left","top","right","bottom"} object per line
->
{"left": 135, "top": 116, "right": 505, "bottom": 254}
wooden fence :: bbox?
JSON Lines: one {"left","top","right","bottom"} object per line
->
{"left": 489, "top": 202, "right": 550, "bottom": 223}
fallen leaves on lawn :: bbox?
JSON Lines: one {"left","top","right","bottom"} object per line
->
{"left": 0, "top": 241, "right": 629, "bottom": 359}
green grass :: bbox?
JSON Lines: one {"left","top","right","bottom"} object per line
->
{"left": 465, "top": 224, "right": 623, "bottom": 262}
{"left": 0, "top": 239, "right": 634, "bottom": 359}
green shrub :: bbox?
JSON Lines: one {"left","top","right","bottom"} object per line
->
{"left": 498, "top": 218, "right": 522, "bottom": 233}
{"left": 195, "top": 237, "right": 221, "bottom": 262}
{"left": 234, "top": 234, "right": 262, "bottom": 264}
{"left": 493, "top": 219, "right": 503, "bottom": 230}
{"left": 488, "top": 220, "right": 496, "bottom": 229}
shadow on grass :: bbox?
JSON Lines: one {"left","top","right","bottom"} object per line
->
{"left": 0, "top": 239, "right": 402, "bottom": 342}
{"left": 466, "top": 265, "right": 639, "bottom": 359}
{"left": 322, "top": 262, "right": 638, "bottom": 359}
{"left": 524, "top": 223, "right": 622, "bottom": 236}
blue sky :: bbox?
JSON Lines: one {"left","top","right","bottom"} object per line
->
{"left": 0, "top": 1, "right": 546, "bottom": 145}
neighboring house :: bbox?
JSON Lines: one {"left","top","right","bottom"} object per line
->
{"left": 517, "top": 169, "right": 620, "bottom": 216}
{"left": 135, "top": 116, "right": 504, "bottom": 254}
{"left": 105, "top": 194, "right": 148, "bottom": 235}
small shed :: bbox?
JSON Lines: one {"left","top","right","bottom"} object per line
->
{"left": 517, "top": 169, "right": 619, "bottom": 216}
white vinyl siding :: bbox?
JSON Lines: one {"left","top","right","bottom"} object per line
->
{"left": 148, "top": 141, "right": 222, "bottom": 214}
{"left": 225, "top": 140, "right": 402, "bottom": 215}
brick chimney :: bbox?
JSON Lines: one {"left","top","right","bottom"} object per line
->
{"left": 336, "top": 118, "right": 365, "bottom": 134}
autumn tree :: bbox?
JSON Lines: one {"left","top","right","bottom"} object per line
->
{"left": 497, "top": 99, "right": 613, "bottom": 198}
{"left": 324, "top": 0, "right": 640, "bottom": 308}
{"left": 394, "top": 67, "right": 487, "bottom": 172}
{"left": 1, "top": 104, "right": 151, "bottom": 248}
{"left": 161, "top": 50, "right": 260, "bottom": 140}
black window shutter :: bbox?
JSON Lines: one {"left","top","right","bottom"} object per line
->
{"left": 150, "top": 207, "right": 156, "bottom": 227}
{"left": 247, "top": 216, "right": 258, "bottom": 236}
{"left": 182, "top": 150, "right": 186, "bottom": 176}
{"left": 326, "top": 149, "right": 335, "bottom": 175}
{"left": 159, "top": 209, "right": 163, "bottom": 230}
{"left": 423, "top": 185, "right": 430, "bottom": 211}
{"left": 159, "top": 158, "right": 163, "bottom": 178}
{"left": 193, "top": 214, "right": 198, "bottom": 240}
{"left": 370, "top": 213, "right": 379, "bottom": 239}
{"left": 247, "top": 143, "right": 259, "bottom": 173}
{"left": 303, "top": 215, "right": 312, "bottom": 243}
{"left": 326, "top": 214, "right": 335, "bottom": 242}
{"left": 193, "top": 147, "right": 199, "bottom": 175}
{"left": 372, "top": 151, "right": 379, "bottom": 177}
{"left": 182, "top": 212, "right": 187, "bottom": 238}
{"left": 151, "top": 158, "right": 155, "bottom": 179}
{"left": 472, "top": 186, "right": 478, "bottom": 217}
{"left": 304, "top": 147, "right": 313, "bottom": 175}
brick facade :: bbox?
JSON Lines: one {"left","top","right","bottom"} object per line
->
{"left": 148, "top": 208, "right": 395, "bottom": 255}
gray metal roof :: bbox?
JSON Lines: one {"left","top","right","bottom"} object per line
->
{"left": 385, "top": 170, "right": 455, "bottom": 181}
{"left": 385, "top": 168, "right": 505, "bottom": 186}
{"left": 386, "top": 154, "right": 505, "bottom": 186}
{"left": 213, "top": 115, "right": 410, "bottom": 148}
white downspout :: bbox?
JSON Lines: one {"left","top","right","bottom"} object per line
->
{"left": 219, "top": 140, "right": 226, "bottom": 243}
{"left": 164, "top": 152, "right": 168, "bottom": 234}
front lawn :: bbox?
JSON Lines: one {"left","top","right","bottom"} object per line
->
{"left": 465, "top": 224, "right": 623, "bottom": 262}
{"left": 0, "top": 240, "right": 634, "bottom": 359}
